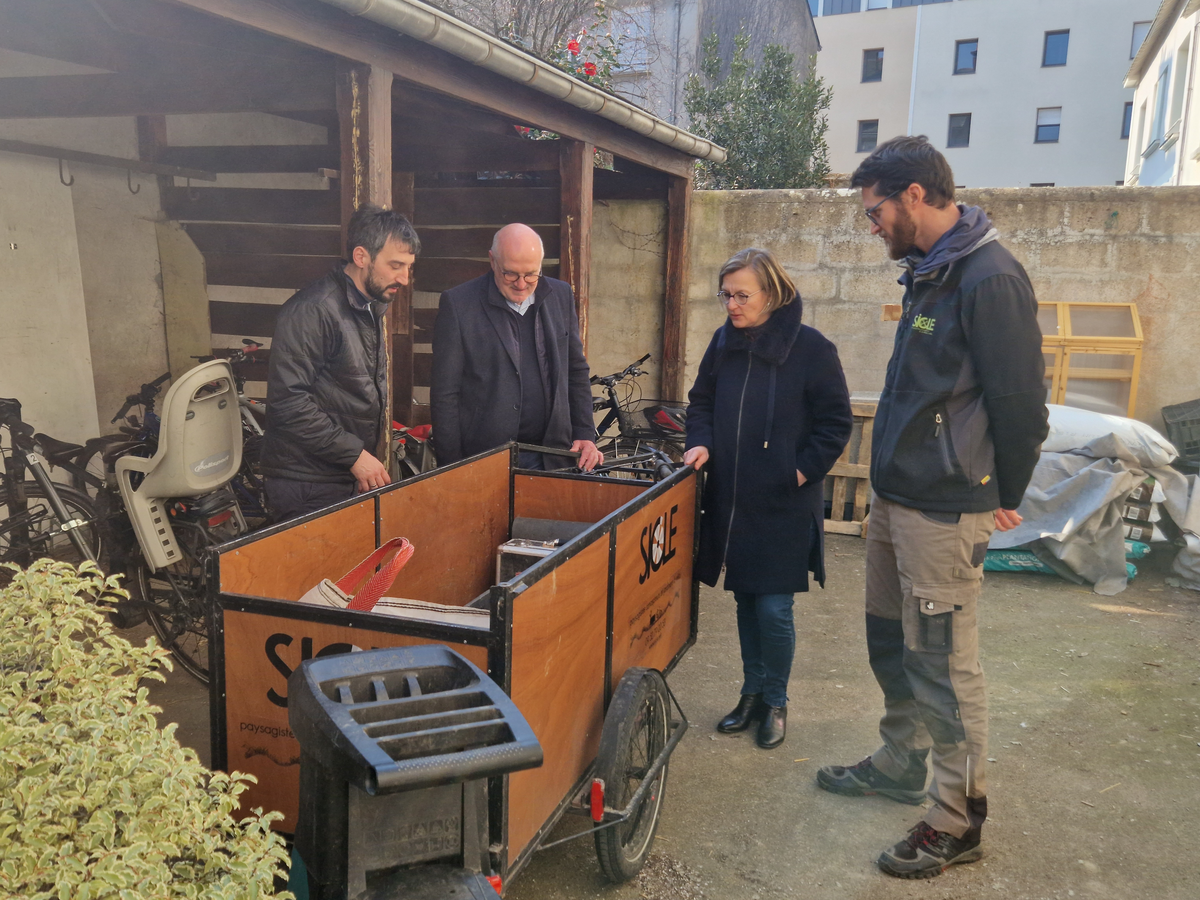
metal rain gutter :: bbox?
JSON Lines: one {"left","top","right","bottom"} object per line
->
{"left": 1125, "top": 0, "right": 1188, "bottom": 87}
{"left": 316, "top": 0, "right": 727, "bottom": 163}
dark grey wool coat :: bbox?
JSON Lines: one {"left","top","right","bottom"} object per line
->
{"left": 685, "top": 297, "right": 852, "bottom": 594}
{"left": 430, "top": 273, "right": 595, "bottom": 469}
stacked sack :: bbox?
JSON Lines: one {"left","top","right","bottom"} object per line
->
{"left": 1122, "top": 476, "right": 1169, "bottom": 546}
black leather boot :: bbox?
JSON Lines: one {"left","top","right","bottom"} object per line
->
{"left": 717, "top": 693, "right": 764, "bottom": 733}
{"left": 757, "top": 705, "right": 787, "bottom": 749}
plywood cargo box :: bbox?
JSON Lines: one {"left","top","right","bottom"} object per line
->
{"left": 208, "top": 444, "right": 698, "bottom": 881}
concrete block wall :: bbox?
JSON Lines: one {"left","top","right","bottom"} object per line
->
{"left": 588, "top": 199, "right": 668, "bottom": 394}
{"left": 682, "top": 186, "right": 1200, "bottom": 430}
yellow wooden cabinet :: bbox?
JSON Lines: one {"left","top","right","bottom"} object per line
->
{"left": 1038, "top": 302, "right": 1142, "bottom": 417}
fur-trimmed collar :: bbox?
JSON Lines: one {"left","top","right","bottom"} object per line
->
{"left": 716, "top": 294, "right": 803, "bottom": 367}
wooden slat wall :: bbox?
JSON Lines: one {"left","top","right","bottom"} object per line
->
{"left": 413, "top": 186, "right": 560, "bottom": 228}
{"left": 400, "top": 116, "right": 564, "bottom": 424}
{"left": 162, "top": 187, "right": 339, "bottom": 225}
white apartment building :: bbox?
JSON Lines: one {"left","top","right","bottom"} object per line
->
{"left": 1123, "top": 0, "right": 1200, "bottom": 186}
{"left": 813, "top": 0, "right": 1159, "bottom": 186}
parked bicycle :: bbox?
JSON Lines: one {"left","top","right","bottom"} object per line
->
{"left": 587, "top": 444, "right": 679, "bottom": 482}
{"left": 0, "top": 362, "right": 248, "bottom": 683}
{"left": 1, "top": 398, "right": 103, "bottom": 574}
{"left": 591, "top": 354, "right": 687, "bottom": 473}
{"left": 392, "top": 421, "right": 436, "bottom": 480}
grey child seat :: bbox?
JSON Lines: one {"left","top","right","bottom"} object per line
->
{"left": 116, "top": 359, "right": 244, "bottom": 570}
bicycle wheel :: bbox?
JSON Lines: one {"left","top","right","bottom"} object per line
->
{"left": 595, "top": 438, "right": 682, "bottom": 481}
{"left": 0, "top": 483, "right": 102, "bottom": 570}
{"left": 69, "top": 434, "right": 127, "bottom": 500}
{"left": 137, "top": 513, "right": 241, "bottom": 683}
{"left": 594, "top": 668, "right": 670, "bottom": 882}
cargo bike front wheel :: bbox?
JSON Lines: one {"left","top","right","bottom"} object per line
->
{"left": 593, "top": 667, "right": 674, "bottom": 882}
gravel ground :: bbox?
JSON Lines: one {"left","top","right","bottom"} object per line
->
{"left": 143, "top": 533, "right": 1200, "bottom": 900}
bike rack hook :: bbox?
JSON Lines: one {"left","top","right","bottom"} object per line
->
{"left": 58, "top": 158, "right": 74, "bottom": 186}
{"left": 127, "top": 170, "right": 140, "bottom": 194}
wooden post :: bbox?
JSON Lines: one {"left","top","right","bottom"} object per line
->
{"left": 391, "top": 171, "right": 415, "bottom": 428}
{"left": 559, "top": 139, "right": 593, "bottom": 352}
{"left": 661, "top": 174, "right": 692, "bottom": 401}
{"left": 135, "top": 115, "right": 172, "bottom": 197}
{"left": 337, "top": 61, "right": 394, "bottom": 462}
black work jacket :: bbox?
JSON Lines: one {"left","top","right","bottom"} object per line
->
{"left": 260, "top": 268, "right": 387, "bottom": 484}
{"left": 686, "top": 298, "right": 852, "bottom": 594}
{"left": 872, "top": 240, "right": 1049, "bottom": 512}
{"left": 430, "top": 273, "right": 594, "bottom": 469}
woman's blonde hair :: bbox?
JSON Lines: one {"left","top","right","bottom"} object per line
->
{"left": 718, "top": 248, "right": 796, "bottom": 314}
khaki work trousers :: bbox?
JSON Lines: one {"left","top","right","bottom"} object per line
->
{"left": 864, "top": 494, "right": 995, "bottom": 838}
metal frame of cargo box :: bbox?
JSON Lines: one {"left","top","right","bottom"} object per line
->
{"left": 206, "top": 443, "right": 700, "bottom": 885}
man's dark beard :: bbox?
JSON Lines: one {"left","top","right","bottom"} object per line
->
{"left": 885, "top": 203, "right": 918, "bottom": 260}
{"left": 364, "top": 269, "right": 397, "bottom": 303}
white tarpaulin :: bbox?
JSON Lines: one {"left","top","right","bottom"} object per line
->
{"left": 989, "top": 406, "right": 1200, "bottom": 595}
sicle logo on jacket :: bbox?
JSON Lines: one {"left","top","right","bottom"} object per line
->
{"left": 912, "top": 314, "right": 936, "bottom": 335}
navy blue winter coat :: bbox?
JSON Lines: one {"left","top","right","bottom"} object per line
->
{"left": 685, "top": 297, "right": 852, "bottom": 593}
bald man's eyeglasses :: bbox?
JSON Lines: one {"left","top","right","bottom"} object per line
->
{"left": 500, "top": 270, "right": 541, "bottom": 285}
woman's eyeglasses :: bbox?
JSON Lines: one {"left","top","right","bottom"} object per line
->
{"left": 716, "top": 289, "right": 764, "bottom": 307}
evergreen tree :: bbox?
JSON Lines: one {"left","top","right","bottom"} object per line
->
{"left": 685, "top": 31, "right": 833, "bottom": 189}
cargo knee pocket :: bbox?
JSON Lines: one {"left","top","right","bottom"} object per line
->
{"left": 904, "top": 584, "right": 964, "bottom": 654}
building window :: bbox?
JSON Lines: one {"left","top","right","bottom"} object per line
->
{"left": 954, "top": 39, "right": 978, "bottom": 74}
{"left": 857, "top": 120, "right": 879, "bottom": 153}
{"left": 1035, "top": 107, "right": 1061, "bottom": 143}
{"left": 1152, "top": 67, "right": 1170, "bottom": 141}
{"left": 862, "top": 49, "right": 884, "bottom": 82}
{"left": 824, "top": 0, "right": 860, "bottom": 14}
{"left": 867, "top": 0, "right": 889, "bottom": 9}
{"left": 1042, "top": 30, "right": 1069, "bottom": 67}
{"left": 1169, "top": 40, "right": 1190, "bottom": 132}
{"left": 947, "top": 113, "right": 972, "bottom": 148}
{"left": 1121, "top": 102, "right": 1133, "bottom": 139}
{"left": 1131, "top": 21, "right": 1151, "bottom": 59}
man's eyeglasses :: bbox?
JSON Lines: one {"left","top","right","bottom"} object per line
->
{"left": 716, "top": 289, "right": 764, "bottom": 307}
{"left": 500, "top": 270, "right": 541, "bottom": 285}
{"left": 865, "top": 188, "right": 903, "bottom": 226}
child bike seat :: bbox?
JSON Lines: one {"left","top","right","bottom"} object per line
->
{"left": 116, "top": 360, "right": 243, "bottom": 570}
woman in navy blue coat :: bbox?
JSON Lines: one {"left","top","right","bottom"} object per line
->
{"left": 684, "top": 248, "right": 852, "bottom": 749}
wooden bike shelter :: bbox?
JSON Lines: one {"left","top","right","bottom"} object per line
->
{"left": 0, "top": 0, "right": 710, "bottom": 438}
{"left": 210, "top": 446, "right": 700, "bottom": 881}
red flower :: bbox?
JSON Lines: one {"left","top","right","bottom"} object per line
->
{"left": 567, "top": 39, "right": 580, "bottom": 55}
{"left": 583, "top": 61, "right": 598, "bottom": 76}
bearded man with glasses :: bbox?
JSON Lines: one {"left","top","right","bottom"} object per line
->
{"left": 816, "top": 135, "right": 1048, "bottom": 879}
{"left": 431, "top": 222, "right": 600, "bottom": 470}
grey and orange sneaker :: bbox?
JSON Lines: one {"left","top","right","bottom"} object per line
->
{"left": 876, "top": 822, "right": 982, "bottom": 878}
{"left": 815, "top": 755, "right": 927, "bottom": 805}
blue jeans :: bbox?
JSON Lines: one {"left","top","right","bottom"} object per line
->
{"left": 733, "top": 592, "right": 796, "bottom": 708}
{"left": 517, "top": 449, "right": 546, "bottom": 470}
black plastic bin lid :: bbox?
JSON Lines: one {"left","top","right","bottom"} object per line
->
{"left": 288, "top": 645, "right": 542, "bottom": 795}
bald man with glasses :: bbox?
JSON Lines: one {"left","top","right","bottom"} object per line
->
{"left": 431, "top": 223, "right": 601, "bottom": 470}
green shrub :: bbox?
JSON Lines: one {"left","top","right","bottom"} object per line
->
{"left": 0, "top": 560, "right": 291, "bottom": 899}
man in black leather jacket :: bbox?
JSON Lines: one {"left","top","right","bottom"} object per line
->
{"left": 816, "top": 137, "right": 1048, "bottom": 879}
{"left": 260, "top": 205, "right": 420, "bottom": 521}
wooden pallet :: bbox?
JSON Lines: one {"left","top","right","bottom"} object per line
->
{"left": 824, "top": 401, "right": 876, "bottom": 537}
